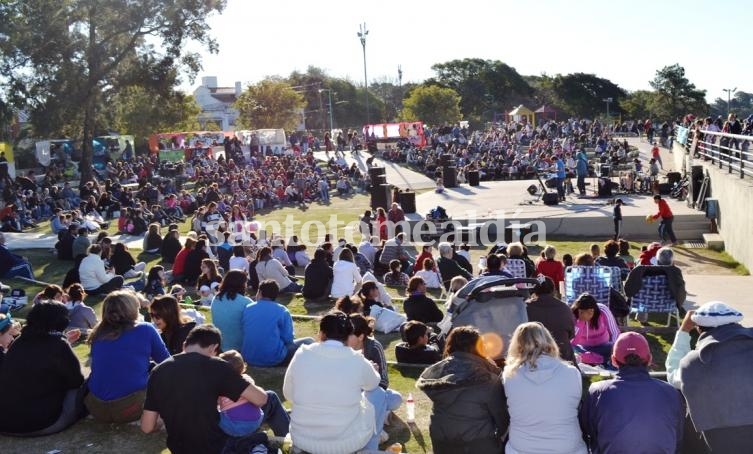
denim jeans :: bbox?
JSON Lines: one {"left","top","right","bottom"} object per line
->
{"left": 659, "top": 217, "right": 677, "bottom": 243}
{"left": 363, "top": 387, "right": 403, "bottom": 450}
{"left": 283, "top": 337, "right": 315, "bottom": 365}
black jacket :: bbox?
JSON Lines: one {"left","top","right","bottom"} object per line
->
{"left": 417, "top": 351, "right": 509, "bottom": 452}
{"left": 526, "top": 294, "right": 576, "bottom": 363}
{"left": 302, "top": 259, "right": 333, "bottom": 300}
{"left": 403, "top": 293, "right": 444, "bottom": 324}
{"left": 161, "top": 236, "right": 182, "bottom": 263}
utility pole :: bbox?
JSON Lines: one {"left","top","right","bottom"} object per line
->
{"left": 357, "top": 22, "right": 370, "bottom": 125}
{"left": 723, "top": 87, "right": 737, "bottom": 116}
{"left": 319, "top": 89, "right": 334, "bottom": 134}
{"left": 602, "top": 97, "right": 613, "bottom": 124}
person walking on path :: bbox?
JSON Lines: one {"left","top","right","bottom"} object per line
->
{"left": 651, "top": 195, "right": 677, "bottom": 245}
{"left": 613, "top": 198, "right": 623, "bottom": 240}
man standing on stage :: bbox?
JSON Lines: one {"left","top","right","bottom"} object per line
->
{"left": 651, "top": 195, "right": 677, "bottom": 245}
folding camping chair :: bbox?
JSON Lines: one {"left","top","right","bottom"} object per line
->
{"left": 506, "top": 258, "right": 528, "bottom": 278}
{"left": 630, "top": 275, "right": 680, "bottom": 327}
{"left": 564, "top": 266, "right": 613, "bottom": 306}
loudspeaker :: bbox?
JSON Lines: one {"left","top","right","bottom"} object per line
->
{"left": 666, "top": 172, "right": 681, "bottom": 186}
{"left": 398, "top": 191, "right": 416, "bottom": 214}
{"left": 443, "top": 166, "right": 457, "bottom": 188}
{"left": 545, "top": 178, "right": 558, "bottom": 188}
{"left": 542, "top": 193, "right": 559, "bottom": 205}
{"left": 599, "top": 165, "right": 611, "bottom": 178}
{"left": 691, "top": 165, "right": 704, "bottom": 201}
{"left": 468, "top": 170, "right": 480, "bottom": 187}
{"left": 373, "top": 174, "right": 387, "bottom": 186}
{"left": 368, "top": 166, "right": 386, "bottom": 180}
{"left": 370, "top": 183, "right": 392, "bottom": 210}
{"left": 441, "top": 153, "right": 454, "bottom": 166}
{"left": 658, "top": 182, "right": 672, "bottom": 195}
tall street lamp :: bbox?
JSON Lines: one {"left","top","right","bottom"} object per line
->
{"left": 319, "top": 88, "right": 334, "bottom": 134}
{"left": 602, "top": 97, "right": 613, "bottom": 123}
{"left": 723, "top": 87, "right": 737, "bottom": 116}
{"left": 357, "top": 22, "right": 370, "bottom": 125}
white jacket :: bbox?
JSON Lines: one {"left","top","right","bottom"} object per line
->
{"left": 283, "top": 341, "right": 380, "bottom": 454}
{"left": 255, "top": 258, "right": 292, "bottom": 290}
{"left": 330, "top": 260, "right": 361, "bottom": 298}
{"left": 79, "top": 253, "right": 116, "bottom": 290}
{"left": 503, "top": 355, "right": 587, "bottom": 454}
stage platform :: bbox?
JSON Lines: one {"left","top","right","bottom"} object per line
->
{"left": 408, "top": 179, "right": 708, "bottom": 241}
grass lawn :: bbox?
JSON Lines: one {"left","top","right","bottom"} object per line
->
{"left": 3, "top": 194, "right": 745, "bottom": 453}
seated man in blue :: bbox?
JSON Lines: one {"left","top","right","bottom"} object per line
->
{"left": 0, "top": 232, "right": 34, "bottom": 280}
{"left": 241, "top": 279, "right": 313, "bottom": 367}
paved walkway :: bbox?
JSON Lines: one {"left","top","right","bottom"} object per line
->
{"left": 683, "top": 274, "right": 753, "bottom": 327}
{"left": 626, "top": 137, "right": 679, "bottom": 174}
{"left": 312, "top": 151, "right": 436, "bottom": 191}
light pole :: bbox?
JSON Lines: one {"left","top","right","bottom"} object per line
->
{"left": 723, "top": 87, "right": 737, "bottom": 116}
{"left": 602, "top": 97, "right": 613, "bottom": 123}
{"left": 319, "top": 89, "right": 334, "bottom": 134}
{"left": 357, "top": 22, "right": 370, "bottom": 125}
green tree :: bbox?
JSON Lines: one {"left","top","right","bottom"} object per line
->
{"left": 235, "top": 78, "right": 305, "bottom": 130}
{"left": 649, "top": 64, "right": 708, "bottom": 120}
{"left": 0, "top": 0, "right": 226, "bottom": 183}
{"left": 399, "top": 85, "right": 461, "bottom": 126}
{"left": 551, "top": 73, "right": 626, "bottom": 118}
{"left": 620, "top": 90, "right": 658, "bottom": 121}
{"left": 429, "top": 58, "right": 532, "bottom": 122}
{"left": 109, "top": 87, "right": 200, "bottom": 149}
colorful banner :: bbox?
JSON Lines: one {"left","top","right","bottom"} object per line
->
{"left": 159, "top": 149, "right": 185, "bottom": 162}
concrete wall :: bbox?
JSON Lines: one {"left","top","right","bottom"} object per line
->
{"left": 674, "top": 142, "right": 753, "bottom": 272}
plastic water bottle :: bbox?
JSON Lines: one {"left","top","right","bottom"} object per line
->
{"left": 406, "top": 393, "right": 415, "bottom": 423}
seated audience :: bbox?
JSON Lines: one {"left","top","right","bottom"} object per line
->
{"left": 625, "top": 246, "right": 687, "bottom": 315}
{"left": 283, "top": 311, "right": 380, "bottom": 453}
{"left": 0, "top": 232, "right": 34, "bottom": 279}
{"left": 330, "top": 248, "right": 362, "bottom": 298}
{"left": 255, "top": 246, "right": 301, "bottom": 294}
{"left": 141, "top": 324, "right": 289, "bottom": 453}
{"left": 211, "top": 270, "right": 253, "bottom": 353}
{"left": 301, "top": 248, "right": 333, "bottom": 301}
{"left": 571, "top": 293, "right": 621, "bottom": 366}
{"left": 582, "top": 332, "right": 684, "bottom": 454}
{"left": 395, "top": 321, "right": 442, "bottom": 365}
{"left": 594, "top": 239, "right": 629, "bottom": 279}
{"left": 0, "top": 302, "right": 85, "bottom": 436}
{"left": 384, "top": 259, "right": 410, "bottom": 286}
{"left": 65, "top": 283, "right": 98, "bottom": 333}
{"left": 241, "top": 280, "right": 313, "bottom": 367}
{"left": 149, "top": 295, "right": 197, "bottom": 356}
{"left": 415, "top": 258, "right": 442, "bottom": 289}
{"left": 417, "top": 326, "right": 509, "bottom": 453}
{"left": 79, "top": 244, "right": 124, "bottom": 295}
{"left": 437, "top": 242, "right": 472, "bottom": 289}
{"left": 525, "top": 277, "right": 575, "bottom": 363}
{"left": 403, "top": 276, "right": 443, "bottom": 324}
{"left": 503, "top": 322, "right": 587, "bottom": 454}
{"left": 535, "top": 245, "right": 564, "bottom": 292}
{"left": 85, "top": 290, "right": 170, "bottom": 423}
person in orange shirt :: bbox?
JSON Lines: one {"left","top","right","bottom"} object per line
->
{"left": 652, "top": 195, "right": 677, "bottom": 245}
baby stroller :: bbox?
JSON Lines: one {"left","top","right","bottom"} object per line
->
{"left": 440, "top": 275, "right": 541, "bottom": 360}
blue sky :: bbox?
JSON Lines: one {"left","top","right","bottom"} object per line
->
{"left": 182, "top": 0, "right": 751, "bottom": 103}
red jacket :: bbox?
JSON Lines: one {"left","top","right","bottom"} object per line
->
{"left": 172, "top": 247, "right": 191, "bottom": 276}
{"left": 413, "top": 251, "right": 435, "bottom": 273}
{"left": 653, "top": 199, "right": 673, "bottom": 220}
{"left": 536, "top": 259, "right": 565, "bottom": 287}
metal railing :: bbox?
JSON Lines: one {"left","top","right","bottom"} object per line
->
{"left": 677, "top": 127, "right": 753, "bottom": 179}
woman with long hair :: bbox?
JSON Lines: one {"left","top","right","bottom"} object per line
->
{"left": 145, "top": 265, "right": 167, "bottom": 299}
{"left": 301, "top": 248, "right": 333, "bottom": 301}
{"left": 417, "top": 326, "right": 509, "bottom": 453}
{"left": 376, "top": 207, "right": 388, "bottom": 241}
{"left": 255, "top": 246, "right": 300, "bottom": 294}
{"left": 196, "top": 258, "right": 221, "bottom": 292}
{"left": 0, "top": 302, "right": 85, "bottom": 436}
{"left": 570, "top": 293, "right": 620, "bottom": 366}
{"left": 142, "top": 222, "right": 163, "bottom": 254}
{"left": 109, "top": 242, "right": 145, "bottom": 278}
{"left": 85, "top": 290, "right": 169, "bottom": 423}
{"left": 331, "top": 248, "right": 362, "bottom": 298}
{"left": 211, "top": 270, "right": 252, "bottom": 352}
{"left": 503, "top": 322, "right": 586, "bottom": 454}
{"left": 148, "top": 295, "right": 196, "bottom": 355}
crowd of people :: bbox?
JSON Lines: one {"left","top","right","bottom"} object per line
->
{"left": 0, "top": 123, "right": 752, "bottom": 453}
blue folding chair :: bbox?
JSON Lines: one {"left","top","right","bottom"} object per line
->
{"left": 506, "top": 259, "right": 528, "bottom": 278}
{"left": 564, "top": 266, "right": 613, "bottom": 306}
{"left": 630, "top": 275, "right": 680, "bottom": 327}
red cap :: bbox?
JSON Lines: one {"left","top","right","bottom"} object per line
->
{"left": 612, "top": 332, "right": 651, "bottom": 366}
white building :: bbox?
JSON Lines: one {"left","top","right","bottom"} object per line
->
{"left": 193, "top": 76, "right": 242, "bottom": 131}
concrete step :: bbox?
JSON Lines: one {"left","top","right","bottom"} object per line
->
{"left": 703, "top": 233, "right": 725, "bottom": 251}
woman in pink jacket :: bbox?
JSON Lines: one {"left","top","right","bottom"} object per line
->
{"left": 570, "top": 293, "right": 620, "bottom": 366}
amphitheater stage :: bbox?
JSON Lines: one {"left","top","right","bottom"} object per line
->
{"left": 407, "top": 179, "right": 708, "bottom": 241}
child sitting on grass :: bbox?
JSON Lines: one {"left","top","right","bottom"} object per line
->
{"left": 218, "top": 350, "right": 264, "bottom": 437}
